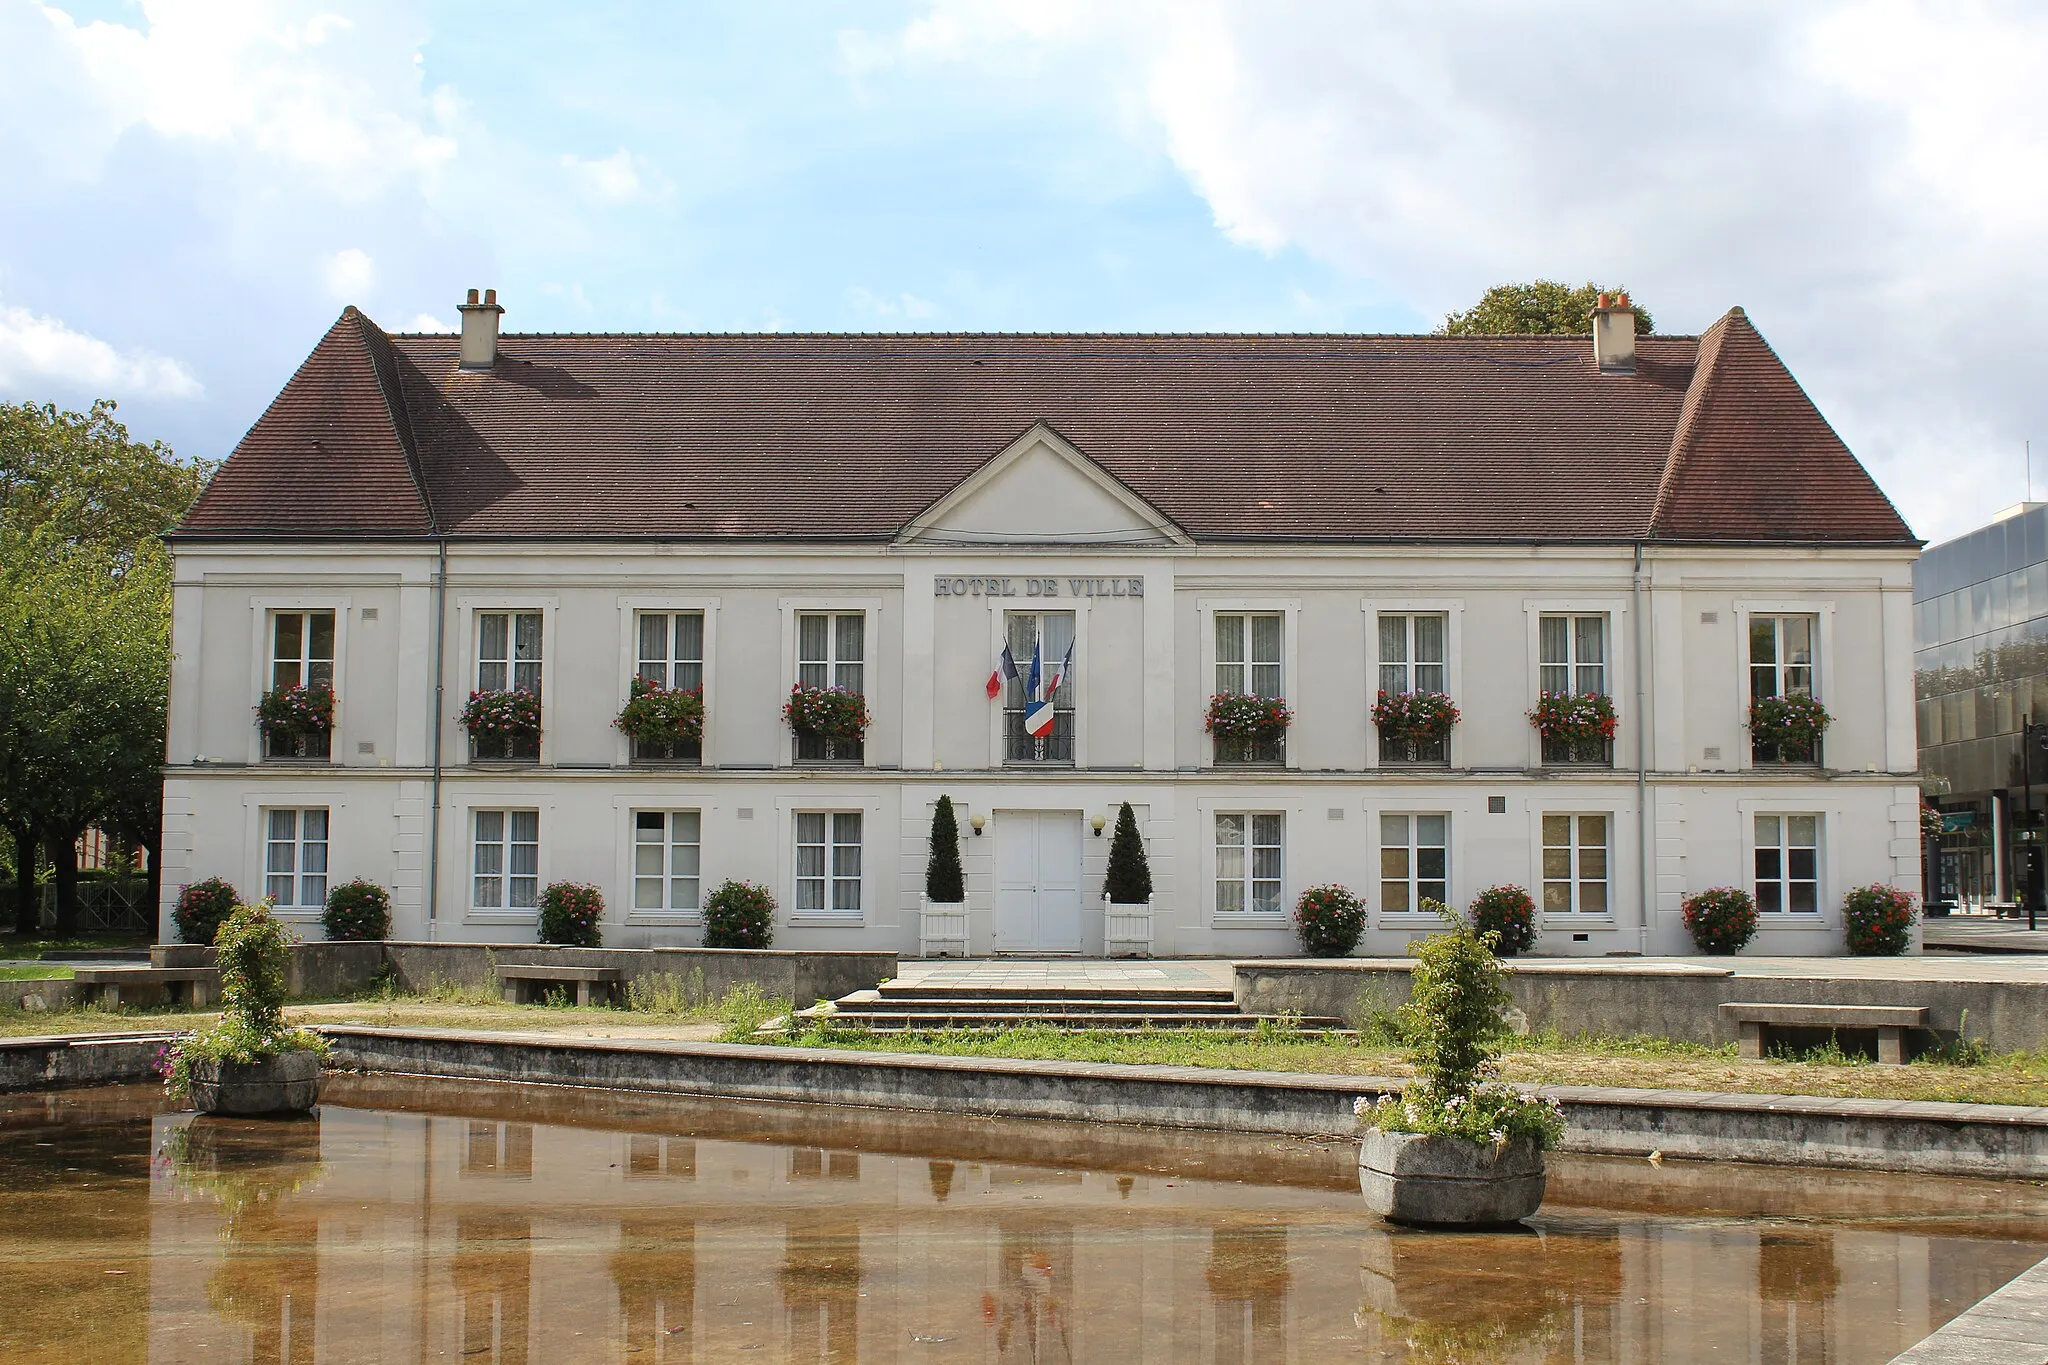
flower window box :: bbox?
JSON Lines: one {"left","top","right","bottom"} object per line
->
{"left": 1749, "top": 695, "right": 1830, "bottom": 767}
{"left": 257, "top": 684, "right": 336, "bottom": 761}
{"left": 784, "top": 683, "right": 869, "bottom": 764}
{"left": 1528, "top": 693, "right": 1617, "bottom": 768}
{"left": 616, "top": 676, "right": 705, "bottom": 766}
{"left": 1206, "top": 693, "right": 1291, "bottom": 765}
{"left": 1373, "top": 691, "right": 1458, "bottom": 767}
{"left": 461, "top": 689, "right": 541, "bottom": 763}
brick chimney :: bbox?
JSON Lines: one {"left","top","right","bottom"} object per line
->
{"left": 1592, "top": 292, "right": 1636, "bottom": 374}
{"left": 457, "top": 287, "right": 502, "bottom": 371}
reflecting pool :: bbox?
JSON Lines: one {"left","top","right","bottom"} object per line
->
{"left": 0, "top": 1076, "right": 2041, "bottom": 1362}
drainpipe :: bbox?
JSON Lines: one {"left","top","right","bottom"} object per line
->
{"left": 1633, "top": 542, "right": 1651, "bottom": 954}
{"left": 426, "top": 537, "right": 448, "bottom": 939}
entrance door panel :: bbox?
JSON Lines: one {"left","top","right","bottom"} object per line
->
{"left": 992, "top": 812, "right": 1084, "bottom": 952}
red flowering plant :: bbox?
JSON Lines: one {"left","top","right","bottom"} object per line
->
{"left": 1842, "top": 883, "right": 1918, "bottom": 956}
{"left": 1527, "top": 692, "right": 1619, "bottom": 744}
{"left": 782, "top": 683, "right": 869, "bottom": 743}
{"left": 1293, "top": 883, "right": 1366, "bottom": 957}
{"left": 1468, "top": 885, "right": 1538, "bottom": 957}
{"left": 1204, "top": 693, "right": 1294, "bottom": 742}
{"left": 1371, "top": 691, "right": 1460, "bottom": 744}
{"left": 256, "top": 683, "right": 335, "bottom": 741}
{"left": 1748, "top": 694, "right": 1832, "bottom": 762}
{"left": 1681, "top": 887, "right": 1759, "bottom": 955}
{"left": 538, "top": 881, "right": 605, "bottom": 948}
{"left": 614, "top": 676, "right": 706, "bottom": 745}
{"left": 458, "top": 689, "right": 542, "bottom": 740}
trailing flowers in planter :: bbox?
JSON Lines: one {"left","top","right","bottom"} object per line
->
{"left": 256, "top": 683, "right": 336, "bottom": 742}
{"left": 615, "top": 676, "right": 705, "bottom": 746}
{"left": 1354, "top": 906, "right": 1564, "bottom": 1225}
{"left": 1529, "top": 692, "right": 1617, "bottom": 762}
{"left": 1205, "top": 693, "right": 1292, "bottom": 761}
{"left": 1372, "top": 690, "right": 1459, "bottom": 743}
{"left": 782, "top": 682, "right": 870, "bottom": 745}
{"left": 161, "top": 902, "right": 327, "bottom": 1116}
{"left": 1748, "top": 694, "right": 1831, "bottom": 763}
{"left": 459, "top": 689, "right": 541, "bottom": 741}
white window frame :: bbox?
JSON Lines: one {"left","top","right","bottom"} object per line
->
{"left": 1739, "top": 798, "right": 1842, "bottom": 928}
{"left": 1377, "top": 812, "right": 1451, "bottom": 920}
{"left": 629, "top": 809, "right": 704, "bottom": 921}
{"left": 1213, "top": 811, "right": 1286, "bottom": 919}
{"left": 1732, "top": 601, "right": 1836, "bottom": 771}
{"left": 1362, "top": 599, "right": 1464, "bottom": 770}
{"left": 792, "top": 810, "right": 865, "bottom": 920}
{"left": 247, "top": 596, "right": 351, "bottom": 763}
{"left": 1522, "top": 598, "right": 1629, "bottom": 769}
{"left": 616, "top": 597, "right": 720, "bottom": 765}
{"left": 454, "top": 598, "right": 556, "bottom": 766}
{"left": 240, "top": 792, "right": 343, "bottom": 922}
{"left": 777, "top": 598, "right": 882, "bottom": 768}
{"left": 1197, "top": 599, "right": 1301, "bottom": 770}
{"left": 1536, "top": 810, "right": 1615, "bottom": 920}
{"left": 983, "top": 599, "right": 1093, "bottom": 768}
{"left": 268, "top": 610, "right": 338, "bottom": 693}
{"left": 261, "top": 807, "right": 330, "bottom": 912}
{"left": 469, "top": 807, "right": 542, "bottom": 920}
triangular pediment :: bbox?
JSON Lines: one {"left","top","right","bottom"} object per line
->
{"left": 896, "top": 423, "right": 1191, "bottom": 546}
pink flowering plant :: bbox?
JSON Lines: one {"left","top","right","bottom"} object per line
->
{"left": 256, "top": 683, "right": 336, "bottom": 740}
{"left": 458, "top": 688, "right": 541, "bottom": 740}
{"left": 1468, "top": 885, "right": 1539, "bottom": 957}
{"left": 1204, "top": 693, "right": 1294, "bottom": 742}
{"left": 1371, "top": 691, "right": 1460, "bottom": 744}
{"left": 615, "top": 676, "right": 706, "bottom": 745}
{"left": 1748, "top": 694, "right": 1832, "bottom": 760}
{"left": 1921, "top": 803, "right": 1946, "bottom": 841}
{"left": 538, "top": 881, "right": 605, "bottom": 947}
{"left": 1527, "top": 692, "right": 1619, "bottom": 744}
{"left": 1293, "top": 883, "right": 1366, "bottom": 957}
{"left": 782, "top": 683, "right": 869, "bottom": 743}
{"left": 1682, "top": 887, "right": 1759, "bottom": 955}
{"left": 1842, "top": 883, "right": 1918, "bottom": 956}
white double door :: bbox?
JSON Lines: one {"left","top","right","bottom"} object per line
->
{"left": 994, "top": 811, "right": 1084, "bottom": 953}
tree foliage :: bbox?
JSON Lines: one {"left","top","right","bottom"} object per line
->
{"left": 1439, "top": 281, "right": 1653, "bottom": 337}
{"left": 1103, "top": 801, "right": 1152, "bottom": 904}
{"left": 0, "top": 399, "right": 204, "bottom": 934}
{"left": 925, "top": 795, "right": 965, "bottom": 903}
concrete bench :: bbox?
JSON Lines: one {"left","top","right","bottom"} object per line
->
{"left": 1720, "top": 1002, "right": 1928, "bottom": 1064}
{"left": 496, "top": 964, "right": 622, "bottom": 1007}
{"left": 73, "top": 966, "right": 221, "bottom": 1009}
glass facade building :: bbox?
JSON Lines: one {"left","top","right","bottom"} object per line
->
{"left": 1914, "top": 503, "right": 2048, "bottom": 909}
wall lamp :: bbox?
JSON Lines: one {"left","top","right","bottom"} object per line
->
{"left": 1091, "top": 814, "right": 1107, "bottom": 837}
{"left": 969, "top": 813, "right": 986, "bottom": 836}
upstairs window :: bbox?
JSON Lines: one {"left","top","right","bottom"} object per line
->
{"left": 796, "top": 613, "right": 865, "bottom": 763}
{"left": 1750, "top": 615, "right": 1820, "bottom": 764}
{"left": 1539, "top": 614, "right": 1611, "bottom": 766}
{"left": 266, "top": 611, "right": 335, "bottom": 759}
{"left": 1004, "top": 611, "right": 1075, "bottom": 764}
{"left": 634, "top": 611, "right": 705, "bottom": 764}
{"left": 1378, "top": 613, "right": 1449, "bottom": 764}
{"left": 473, "top": 612, "right": 542, "bottom": 761}
{"left": 1214, "top": 613, "right": 1284, "bottom": 763}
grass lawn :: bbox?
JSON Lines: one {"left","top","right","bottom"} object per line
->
{"left": 0, "top": 932, "right": 151, "bottom": 959}
{"left": 765, "top": 1022, "right": 2048, "bottom": 1109}
{"left": 0, "top": 965, "right": 73, "bottom": 981}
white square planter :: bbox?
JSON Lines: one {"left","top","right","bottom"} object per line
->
{"left": 1104, "top": 896, "right": 1154, "bottom": 958}
{"left": 919, "top": 897, "right": 969, "bottom": 958}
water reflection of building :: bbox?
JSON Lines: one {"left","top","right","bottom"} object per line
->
{"left": 1915, "top": 503, "right": 2048, "bottom": 910}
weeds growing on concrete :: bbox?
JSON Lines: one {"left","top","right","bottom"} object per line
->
{"left": 712, "top": 982, "right": 783, "bottom": 1042}
{"left": 626, "top": 969, "right": 709, "bottom": 1015}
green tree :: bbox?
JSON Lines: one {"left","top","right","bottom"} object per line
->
{"left": 1103, "top": 802, "right": 1152, "bottom": 904}
{"left": 925, "top": 795, "right": 965, "bottom": 903}
{"left": 0, "top": 400, "right": 213, "bottom": 565}
{"left": 1439, "top": 281, "right": 1653, "bottom": 337}
{"left": 0, "top": 531, "right": 173, "bottom": 934}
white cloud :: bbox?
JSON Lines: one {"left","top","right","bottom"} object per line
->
{"left": 0, "top": 300, "right": 201, "bottom": 398}
{"left": 560, "top": 147, "right": 664, "bottom": 204}
{"left": 322, "top": 247, "right": 375, "bottom": 300}
{"left": 856, "top": 0, "right": 2048, "bottom": 542}
{"left": 404, "top": 312, "right": 454, "bottom": 333}
{"left": 849, "top": 286, "right": 939, "bottom": 321}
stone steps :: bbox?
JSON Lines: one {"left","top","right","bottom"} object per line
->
{"left": 802, "top": 981, "right": 1345, "bottom": 1033}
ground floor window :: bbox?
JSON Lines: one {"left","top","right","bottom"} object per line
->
{"left": 473, "top": 809, "right": 539, "bottom": 910}
{"left": 633, "top": 810, "right": 702, "bottom": 913}
{"left": 1755, "top": 813, "right": 1820, "bottom": 913}
{"left": 1541, "top": 813, "right": 1609, "bottom": 914}
{"left": 1216, "top": 813, "right": 1283, "bottom": 913}
{"left": 263, "top": 807, "right": 328, "bottom": 909}
{"left": 796, "top": 812, "right": 862, "bottom": 913}
{"left": 1380, "top": 813, "right": 1448, "bottom": 913}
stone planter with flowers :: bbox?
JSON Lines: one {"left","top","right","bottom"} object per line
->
{"left": 1356, "top": 906, "right": 1564, "bottom": 1225}
{"left": 161, "top": 902, "right": 326, "bottom": 1116}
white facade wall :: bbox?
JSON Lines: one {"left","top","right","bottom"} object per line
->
{"left": 160, "top": 537, "right": 1921, "bottom": 956}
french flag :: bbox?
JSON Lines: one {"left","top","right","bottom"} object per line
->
{"left": 985, "top": 643, "right": 1019, "bottom": 699}
{"left": 1024, "top": 640, "right": 1059, "bottom": 738}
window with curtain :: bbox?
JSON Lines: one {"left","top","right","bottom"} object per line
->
{"left": 1750, "top": 614, "right": 1821, "bottom": 763}
{"left": 1378, "top": 613, "right": 1449, "bottom": 763}
{"left": 1539, "top": 614, "right": 1612, "bottom": 765}
{"left": 473, "top": 809, "right": 539, "bottom": 911}
{"left": 1004, "top": 611, "right": 1075, "bottom": 763}
{"left": 1214, "top": 613, "right": 1285, "bottom": 763}
{"left": 266, "top": 611, "right": 335, "bottom": 758}
{"left": 473, "top": 611, "right": 543, "bottom": 760}
{"left": 1216, "top": 813, "right": 1283, "bottom": 913}
{"left": 796, "top": 613, "right": 865, "bottom": 762}
{"left": 263, "top": 808, "right": 328, "bottom": 908}
{"left": 634, "top": 611, "right": 706, "bottom": 763}
{"left": 796, "top": 811, "right": 863, "bottom": 913}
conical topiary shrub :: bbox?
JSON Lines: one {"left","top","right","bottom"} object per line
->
{"left": 1103, "top": 802, "right": 1152, "bottom": 904}
{"left": 926, "top": 795, "right": 965, "bottom": 903}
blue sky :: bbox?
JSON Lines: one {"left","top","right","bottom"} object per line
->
{"left": 3, "top": 1, "right": 2045, "bottom": 543}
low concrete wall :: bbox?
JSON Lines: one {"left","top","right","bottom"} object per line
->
{"left": 0, "top": 978, "right": 80, "bottom": 1012}
{"left": 150, "top": 941, "right": 895, "bottom": 1005}
{"left": 1236, "top": 959, "right": 2048, "bottom": 1052}
{"left": 319, "top": 1027, "right": 2048, "bottom": 1179}
{"left": 0, "top": 1031, "right": 173, "bottom": 1091}
{"left": 1890, "top": 1252, "right": 2048, "bottom": 1363}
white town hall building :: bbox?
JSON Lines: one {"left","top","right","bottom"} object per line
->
{"left": 160, "top": 292, "right": 1921, "bottom": 956}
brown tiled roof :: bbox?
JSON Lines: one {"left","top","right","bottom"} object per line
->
{"left": 176, "top": 307, "right": 1915, "bottom": 546}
